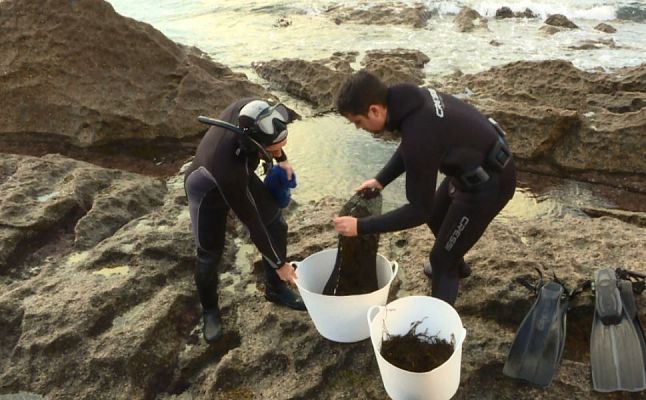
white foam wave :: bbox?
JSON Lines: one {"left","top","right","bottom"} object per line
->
{"left": 426, "top": 0, "right": 618, "bottom": 21}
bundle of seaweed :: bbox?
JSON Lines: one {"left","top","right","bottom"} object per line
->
{"left": 323, "top": 188, "right": 382, "bottom": 296}
{"left": 381, "top": 319, "right": 454, "bottom": 372}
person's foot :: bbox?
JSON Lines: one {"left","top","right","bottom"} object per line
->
{"left": 423, "top": 262, "right": 472, "bottom": 279}
{"left": 202, "top": 308, "right": 223, "bottom": 343}
{"left": 265, "top": 283, "right": 307, "bottom": 311}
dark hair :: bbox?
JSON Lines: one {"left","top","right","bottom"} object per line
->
{"left": 335, "top": 70, "right": 388, "bottom": 116}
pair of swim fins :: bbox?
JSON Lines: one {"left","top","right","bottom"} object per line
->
{"left": 502, "top": 268, "right": 646, "bottom": 392}
{"left": 590, "top": 268, "right": 646, "bottom": 392}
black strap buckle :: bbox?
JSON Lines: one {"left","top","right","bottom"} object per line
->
{"left": 487, "top": 117, "right": 512, "bottom": 170}
{"left": 460, "top": 166, "right": 490, "bottom": 188}
{"left": 488, "top": 138, "right": 511, "bottom": 170}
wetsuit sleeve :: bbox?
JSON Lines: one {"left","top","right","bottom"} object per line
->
{"left": 358, "top": 203, "right": 426, "bottom": 234}
{"left": 358, "top": 121, "right": 441, "bottom": 235}
{"left": 218, "top": 169, "right": 284, "bottom": 269}
{"left": 375, "top": 145, "right": 405, "bottom": 187}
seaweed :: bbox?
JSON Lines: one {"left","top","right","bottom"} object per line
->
{"left": 381, "top": 319, "right": 454, "bottom": 373}
{"left": 323, "top": 188, "right": 382, "bottom": 296}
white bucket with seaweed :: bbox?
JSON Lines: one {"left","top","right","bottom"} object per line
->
{"left": 367, "top": 296, "right": 467, "bottom": 400}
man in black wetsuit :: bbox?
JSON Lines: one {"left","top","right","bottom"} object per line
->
{"left": 185, "top": 98, "right": 305, "bottom": 343}
{"left": 332, "top": 70, "right": 516, "bottom": 305}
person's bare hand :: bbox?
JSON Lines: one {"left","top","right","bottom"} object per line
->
{"left": 277, "top": 262, "right": 297, "bottom": 285}
{"left": 333, "top": 216, "right": 358, "bottom": 237}
{"left": 355, "top": 178, "right": 383, "bottom": 192}
{"left": 278, "top": 160, "right": 294, "bottom": 181}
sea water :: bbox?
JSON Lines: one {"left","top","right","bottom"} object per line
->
{"left": 107, "top": 0, "right": 646, "bottom": 218}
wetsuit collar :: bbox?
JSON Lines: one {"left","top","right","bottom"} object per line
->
{"left": 385, "top": 83, "right": 426, "bottom": 132}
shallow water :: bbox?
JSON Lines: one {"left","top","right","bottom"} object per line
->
{"left": 108, "top": 0, "right": 646, "bottom": 76}
{"left": 284, "top": 114, "right": 633, "bottom": 220}
{"left": 107, "top": 0, "right": 646, "bottom": 219}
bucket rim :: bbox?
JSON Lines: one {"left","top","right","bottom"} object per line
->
{"left": 374, "top": 326, "right": 466, "bottom": 375}
{"left": 369, "top": 296, "right": 467, "bottom": 375}
{"left": 293, "top": 248, "right": 398, "bottom": 297}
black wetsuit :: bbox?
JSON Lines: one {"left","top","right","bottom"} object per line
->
{"left": 357, "top": 84, "right": 517, "bottom": 305}
{"left": 184, "top": 98, "right": 286, "bottom": 309}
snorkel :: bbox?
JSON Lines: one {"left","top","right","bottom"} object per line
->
{"left": 197, "top": 115, "right": 275, "bottom": 169}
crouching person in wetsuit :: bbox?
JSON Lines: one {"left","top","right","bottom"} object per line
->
{"left": 332, "top": 71, "right": 516, "bottom": 305}
{"left": 184, "top": 98, "right": 306, "bottom": 343}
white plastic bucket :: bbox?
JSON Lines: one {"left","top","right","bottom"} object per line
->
{"left": 293, "top": 248, "right": 398, "bottom": 343}
{"left": 367, "top": 296, "right": 467, "bottom": 400}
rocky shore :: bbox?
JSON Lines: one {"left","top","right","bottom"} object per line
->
{"left": 1, "top": 1, "right": 645, "bottom": 399}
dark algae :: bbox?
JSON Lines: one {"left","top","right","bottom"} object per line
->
{"left": 381, "top": 319, "right": 455, "bottom": 372}
{"left": 323, "top": 188, "right": 382, "bottom": 295}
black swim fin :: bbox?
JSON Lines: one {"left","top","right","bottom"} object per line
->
{"left": 503, "top": 280, "right": 569, "bottom": 388}
{"left": 590, "top": 268, "right": 646, "bottom": 392}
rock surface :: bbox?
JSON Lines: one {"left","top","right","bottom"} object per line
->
{"left": 454, "top": 7, "right": 489, "bottom": 32}
{"left": 1, "top": 153, "right": 645, "bottom": 400}
{"left": 545, "top": 14, "right": 579, "bottom": 29}
{"left": 325, "top": 2, "right": 432, "bottom": 28}
{"left": 1, "top": 2, "right": 646, "bottom": 399}
{"left": 0, "top": 0, "right": 272, "bottom": 150}
{"left": 439, "top": 60, "right": 646, "bottom": 191}
{"left": 495, "top": 7, "right": 537, "bottom": 19}
{"left": 253, "top": 56, "right": 646, "bottom": 192}
{"left": 594, "top": 22, "right": 617, "bottom": 33}
{"left": 253, "top": 49, "right": 429, "bottom": 112}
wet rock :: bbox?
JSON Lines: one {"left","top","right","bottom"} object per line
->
{"left": 440, "top": 60, "right": 646, "bottom": 191}
{"left": 0, "top": 154, "right": 166, "bottom": 276}
{"left": 516, "top": 8, "right": 538, "bottom": 18}
{"left": 322, "top": 51, "right": 360, "bottom": 75}
{"left": 253, "top": 50, "right": 429, "bottom": 111}
{"left": 582, "top": 207, "right": 646, "bottom": 227}
{"left": 0, "top": 0, "right": 272, "bottom": 152}
{"left": 496, "top": 7, "right": 537, "bottom": 19}
{"left": 325, "top": 2, "right": 432, "bottom": 28}
{"left": 253, "top": 59, "right": 347, "bottom": 111}
{"left": 273, "top": 17, "right": 292, "bottom": 28}
{"left": 362, "top": 49, "right": 430, "bottom": 86}
{"left": 540, "top": 25, "right": 563, "bottom": 35}
{"left": 545, "top": 14, "right": 579, "bottom": 29}
{"left": 495, "top": 7, "right": 514, "bottom": 19}
{"left": 455, "top": 7, "right": 489, "bottom": 32}
{"left": 1, "top": 155, "right": 644, "bottom": 399}
{"left": 0, "top": 153, "right": 197, "bottom": 399}
{"left": 568, "top": 38, "right": 617, "bottom": 50}
{"left": 594, "top": 23, "right": 617, "bottom": 33}
{"left": 255, "top": 53, "right": 644, "bottom": 191}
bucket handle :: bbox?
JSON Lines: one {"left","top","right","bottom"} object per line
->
{"left": 389, "top": 261, "right": 399, "bottom": 283}
{"left": 367, "top": 305, "right": 384, "bottom": 325}
{"left": 455, "top": 327, "right": 467, "bottom": 347}
{"left": 291, "top": 261, "right": 301, "bottom": 283}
